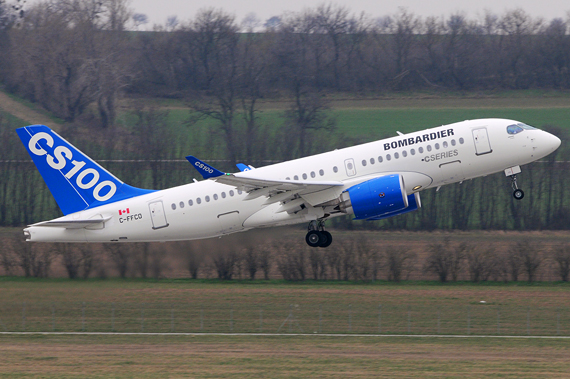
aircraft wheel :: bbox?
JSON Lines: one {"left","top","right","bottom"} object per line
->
{"left": 306, "top": 230, "right": 323, "bottom": 247}
{"left": 513, "top": 189, "right": 524, "bottom": 200}
{"left": 319, "top": 231, "right": 333, "bottom": 248}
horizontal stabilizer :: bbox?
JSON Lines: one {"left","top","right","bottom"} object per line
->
{"left": 186, "top": 156, "right": 226, "bottom": 179}
{"left": 31, "top": 216, "right": 112, "bottom": 229}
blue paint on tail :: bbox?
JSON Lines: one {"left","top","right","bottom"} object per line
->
{"left": 16, "top": 125, "right": 155, "bottom": 215}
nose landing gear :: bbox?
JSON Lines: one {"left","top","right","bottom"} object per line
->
{"left": 305, "top": 220, "right": 332, "bottom": 248}
{"left": 510, "top": 175, "right": 524, "bottom": 200}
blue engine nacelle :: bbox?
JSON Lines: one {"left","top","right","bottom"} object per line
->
{"left": 345, "top": 175, "right": 421, "bottom": 220}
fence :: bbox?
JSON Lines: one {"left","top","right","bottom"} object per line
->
{"left": 1, "top": 302, "right": 568, "bottom": 336}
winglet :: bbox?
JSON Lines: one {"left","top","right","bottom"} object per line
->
{"left": 186, "top": 156, "right": 225, "bottom": 179}
{"left": 236, "top": 163, "right": 254, "bottom": 172}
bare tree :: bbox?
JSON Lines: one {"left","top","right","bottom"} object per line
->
{"left": 258, "top": 248, "right": 272, "bottom": 280}
{"left": 133, "top": 243, "right": 150, "bottom": 278}
{"left": 384, "top": 246, "right": 416, "bottom": 282}
{"left": 276, "top": 242, "right": 306, "bottom": 281}
{"left": 514, "top": 240, "right": 543, "bottom": 283}
{"left": 467, "top": 247, "right": 494, "bottom": 282}
{"left": 211, "top": 248, "right": 239, "bottom": 280}
{"left": 244, "top": 247, "right": 258, "bottom": 280}
{"left": 309, "top": 248, "right": 327, "bottom": 280}
{"left": 0, "top": 236, "right": 15, "bottom": 275}
{"left": 184, "top": 242, "right": 204, "bottom": 279}
{"left": 9, "top": 233, "right": 53, "bottom": 277}
{"left": 105, "top": 244, "right": 131, "bottom": 278}
{"left": 423, "top": 238, "right": 467, "bottom": 282}
{"left": 506, "top": 242, "right": 523, "bottom": 281}
{"left": 58, "top": 244, "right": 82, "bottom": 279}
{"left": 551, "top": 244, "right": 570, "bottom": 282}
{"left": 149, "top": 246, "right": 166, "bottom": 279}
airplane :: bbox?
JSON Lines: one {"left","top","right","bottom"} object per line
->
{"left": 16, "top": 119, "right": 560, "bottom": 247}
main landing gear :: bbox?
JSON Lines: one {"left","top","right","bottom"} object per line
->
{"left": 510, "top": 174, "right": 524, "bottom": 200}
{"left": 305, "top": 220, "right": 332, "bottom": 248}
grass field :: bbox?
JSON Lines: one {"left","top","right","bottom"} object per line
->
{"left": 1, "top": 279, "right": 569, "bottom": 336}
{"left": 1, "top": 334, "right": 570, "bottom": 378}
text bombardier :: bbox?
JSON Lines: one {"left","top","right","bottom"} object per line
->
{"left": 384, "top": 129, "right": 455, "bottom": 151}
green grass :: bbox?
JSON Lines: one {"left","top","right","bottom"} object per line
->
{"left": 0, "top": 280, "right": 569, "bottom": 336}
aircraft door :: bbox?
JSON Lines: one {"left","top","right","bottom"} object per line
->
{"left": 344, "top": 158, "right": 356, "bottom": 176}
{"left": 472, "top": 128, "right": 493, "bottom": 155}
{"left": 439, "top": 160, "right": 464, "bottom": 184}
{"left": 148, "top": 200, "right": 169, "bottom": 230}
{"left": 218, "top": 211, "right": 242, "bottom": 234}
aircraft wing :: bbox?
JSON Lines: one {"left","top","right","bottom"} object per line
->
{"left": 187, "top": 156, "right": 344, "bottom": 203}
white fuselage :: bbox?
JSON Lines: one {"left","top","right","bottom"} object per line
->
{"left": 24, "top": 119, "right": 561, "bottom": 242}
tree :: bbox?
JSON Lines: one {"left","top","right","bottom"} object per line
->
{"left": 258, "top": 249, "right": 272, "bottom": 280}
{"left": 551, "top": 244, "right": 570, "bottom": 281}
{"left": 423, "top": 238, "right": 468, "bottom": 282}
{"left": 9, "top": 233, "right": 53, "bottom": 277}
{"left": 106, "top": 244, "right": 131, "bottom": 278}
{"left": 384, "top": 246, "right": 416, "bottom": 282}
{"left": 211, "top": 248, "right": 239, "bottom": 280}
{"left": 132, "top": 13, "right": 148, "bottom": 30}
{"left": 466, "top": 247, "right": 494, "bottom": 282}
{"left": 511, "top": 240, "right": 542, "bottom": 282}
{"left": 244, "top": 247, "right": 258, "bottom": 280}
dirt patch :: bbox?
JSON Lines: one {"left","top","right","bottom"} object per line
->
{"left": 0, "top": 91, "right": 60, "bottom": 131}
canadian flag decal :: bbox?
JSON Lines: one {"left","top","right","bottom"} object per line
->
{"left": 119, "top": 208, "right": 130, "bottom": 215}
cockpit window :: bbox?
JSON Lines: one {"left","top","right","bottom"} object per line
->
{"left": 518, "top": 123, "right": 537, "bottom": 130}
{"left": 507, "top": 124, "right": 524, "bottom": 134}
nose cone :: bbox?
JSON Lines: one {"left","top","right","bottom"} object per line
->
{"left": 546, "top": 132, "right": 562, "bottom": 152}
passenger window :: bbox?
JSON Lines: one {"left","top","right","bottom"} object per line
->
{"left": 286, "top": 177, "right": 290, "bottom": 180}
{"left": 319, "top": 169, "right": 324, "bottom": 176}
{"left": 370, "top": 158, "right": 375, "bottom": 164}
{"left": 402, "top": 150, "right": 407, "bottom": 157}
{"left": 443, "top": 141, "right": 448, "bottom": 148}
{"left": 229, "top": 190, "right": 234, "bottom": 197}
{"left": 302, "top": 173, "right": 307, "bottom": 180}
{"left": 333, "top": 166, "right": 338, "bottom": 173}
{"left": 179, "top": 201, "right": 185, "bottom": 208}
{"left": 205, "top": 196, "right": 210, "bottom": 202}
{"left": 221, "top": 192, "right": 226, "bottom": 199}
{"left": 410, "top": 148, "right": 416, "bottom": 155}
{"left": 171, "top": 203, "right": 176, "bottom": 210}
{"left": 427, "top": 145, "right": 432, "bottom": 152}
{"left": 294, "top": 175, "right": 299, "bottom": 180}
{"left": 238, "top": 190, "right": 243, "bottom": 195}
{"left": 394, "top": 152, "right": 399, "bottom": 159}
{"left": 459, "top": 137, "right": 464, "bottom": 144}
{"left": 311, "top": 171, "right": 316, "bottom": 178}
{"left": 189, "top": 199, "right": 194, "bottom": 206}
{"left": 435, "top": 143, "right": 440, "bottom": 150}
{"left": 451, "top": 139, "right": 456, "bottom": 146}
{"left": 386, "top": 154, "right": 391, "bottom": 161}
{"left": 197, "top": 197, "right": 202, "bottom": 204}
{"left": 419, "top": 147, "right": 424, "bottom": 154}
{"left": 213, "top": 194, "right": 218, "bottom": 200}
{"left": 378, "top": 156, "right": 383, "bottom": 163}
{"left": 362, "top": 159, "right": 367, "bottom": 167}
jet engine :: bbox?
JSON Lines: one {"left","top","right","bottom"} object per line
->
{"left": 340, "top": 174, "right": 421, "bottom": 220}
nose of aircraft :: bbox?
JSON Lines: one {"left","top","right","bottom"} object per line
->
{"left": 546, "top": 132, "right": 562, "bottom": 152}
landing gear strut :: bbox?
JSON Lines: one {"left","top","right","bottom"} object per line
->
{"left": 510, "top": 174, "right": 524, "bottom": 200}
{"left": 305, "top": 220, "right": 332, "bottom": 248}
